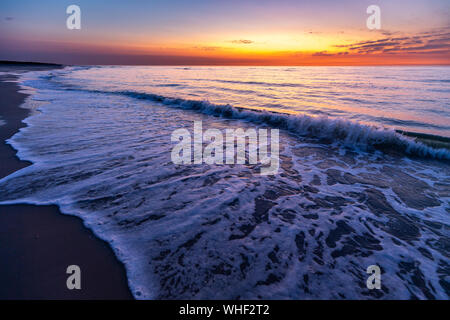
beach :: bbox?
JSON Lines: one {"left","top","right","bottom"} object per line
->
{"left": 0, "top": 66, "right": 133, "bottom": 299}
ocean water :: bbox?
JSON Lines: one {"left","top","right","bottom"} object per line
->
{"left": 0, "top": 66, "right": 449, "bottom": 299}
{"left": 60, "top": 66, "right": 450, "bottom": 138}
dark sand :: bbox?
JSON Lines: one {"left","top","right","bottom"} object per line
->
{"left": 0, "top": 67, "right": 133, "bottom": 299}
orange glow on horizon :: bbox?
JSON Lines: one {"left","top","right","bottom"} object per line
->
{"left": 3, "top": 29, "right": 448, "bottom": 66}
{"left": 1, "top": 1, "right": 448, "bottom": 65}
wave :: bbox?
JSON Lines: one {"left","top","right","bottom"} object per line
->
{"left": 81, "top": 89, "right": 450, "bottom": 160}
{"left": 422, "top": 79, "right": 450, "bottom": 83}
{"left": 154, "top": 83, "right": 182, "bottom": 87}
{"left": 208, "top": 79, "right": 308, "bottom": 88}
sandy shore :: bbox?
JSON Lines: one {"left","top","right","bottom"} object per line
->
{"left": 0, "top": 66, "right": 133, "bottom": 299}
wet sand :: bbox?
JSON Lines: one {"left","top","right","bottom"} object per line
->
{"left": 0, "top": 66, "right": 133, "bottom": 299}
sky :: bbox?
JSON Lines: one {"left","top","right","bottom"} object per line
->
{"left": 0, "top": 0, "right": 449, "bottom": 65}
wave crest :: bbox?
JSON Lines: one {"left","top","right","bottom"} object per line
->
{"left": 79, "top": 89, "right": 450, "bottom": 160}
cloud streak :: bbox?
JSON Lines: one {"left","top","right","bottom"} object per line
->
{"left": 335, "top": 30, "right": 450, "bottom": 55}
{"left": 230, "top": 39, "right": 254, "bottom": 44}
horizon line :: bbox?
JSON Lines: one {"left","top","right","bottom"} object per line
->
{"left": 2, "top": 60, "right": 450, "bottom": 67}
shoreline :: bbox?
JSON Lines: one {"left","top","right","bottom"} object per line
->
{"left": 0, "top": 69, "right": 133, "bottom": 299}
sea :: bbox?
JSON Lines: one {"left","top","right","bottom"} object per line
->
{"left": 0, "top": 66, "right": 449, "bottom": 299}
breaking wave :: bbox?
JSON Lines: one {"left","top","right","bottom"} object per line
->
{"left": 89, "top": 89, "right": 450, "bottom": 160}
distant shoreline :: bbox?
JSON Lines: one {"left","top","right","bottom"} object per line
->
{"left": 0, "top": 60, "right": 64, "bottom": 67}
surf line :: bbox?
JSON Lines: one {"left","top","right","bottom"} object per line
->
{"left": 171, "top": 121, "right": 280, "bottom": 175}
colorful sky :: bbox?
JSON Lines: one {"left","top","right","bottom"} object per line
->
{"left": 0, "top": 0, "right": 449, "bottom": 65}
